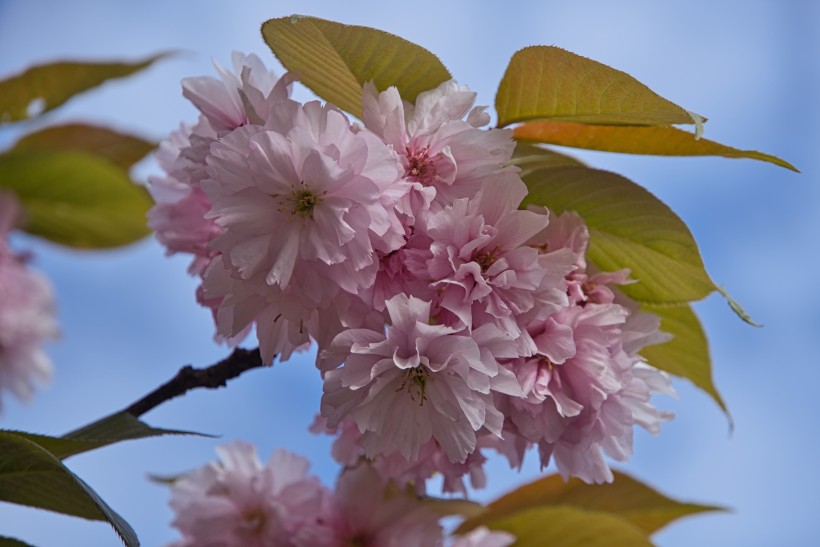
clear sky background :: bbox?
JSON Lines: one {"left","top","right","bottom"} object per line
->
{"left": 1, "top": 1, "right": 818, "bottom": 546}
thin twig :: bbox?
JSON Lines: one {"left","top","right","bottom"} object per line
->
{"left": 124, "top": 347, "right": 266, "bottom": 418}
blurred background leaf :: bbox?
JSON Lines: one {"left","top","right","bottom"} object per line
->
{"left": 0, "top": 149, "right": 152, "bottom": 249}
{"left": 0, "top": 53, "right": 171, "bottom": 124}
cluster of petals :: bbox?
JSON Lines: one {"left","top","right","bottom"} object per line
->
{"left": 153, "top": 54, "right": 676, "bottom": 492}
{"left": 148, "top": 52, "right": 291, "bottom": 277}
{"left": 168, "top": 442, "right": 326, "bottom": 546}
{"left": 361, "top": 80, "right": 515, "bottom": 209}
{"left": 199, "top": 99, "right": 408, "bottom": 363}
{"left": 168, "top": 442, "right": 513, "bottom": 547}
{"left": 496, "top": 211, "right": 677, "bottom": 483}
{"left": 319, "top": 293, "right": 522, "bottom": 465}
{"left": 313, "top": 415, "right": 496, "bottom": 496}
{"left": 0, "top": 192, "right": 59, "bottom": 412}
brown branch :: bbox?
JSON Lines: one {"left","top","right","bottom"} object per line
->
{"left": 124, "top": 347, "right": 266, "bottom": 418}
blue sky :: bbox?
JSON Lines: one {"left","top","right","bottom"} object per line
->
{"left": 1, "top": 1, "right": 818, "bottom": 546}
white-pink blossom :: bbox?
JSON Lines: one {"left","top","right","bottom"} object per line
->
{"left": 168, "top": 442, "right": 329, "bottom": 547}
{"left": 0, "top": 193, "right": 58, "bottom": 411}
{"left": 320, "top": 293, "right": 521, "bottom": 464}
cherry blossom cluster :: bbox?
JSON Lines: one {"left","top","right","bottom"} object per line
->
{"left": 168, "top": 441, "right": 514, "bottom": 546}
{"left": 149, "top": 52, "right": 675, "bottom": 492}
{"left": 0, "top": 192, "right": 59, "bottom": 412}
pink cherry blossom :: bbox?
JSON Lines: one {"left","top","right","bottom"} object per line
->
{"left": 149, "top": 53, "right": 292, "bottom": 277}
{"left": 0, "top": 193, "right": 58, "bottom": 412}
{"left": 203, "top": 101, "right": 403, "bottom": 290}
{"left": 168, "top": 442, "right": 329, "bottom": 547}
{"left": 200, "top": 100, "right": 408, "bottom": 362}
{"left": 362, "top": 80, "right": 516, "bottom": 209}
{"left": 312, "top": 463, "right": 444, "bottom": 547}
{"left": 320, "top": 293, "right": 521, "bottom": 464}
{"left": 411, "top": 182, "right": 573, "bottom": 355}
{"left": 147, "top": 123, "right": 220, "bottom": 276}
{"left": 312, "top": 415, "right": 489, "bottom": 496}
{"left": 149, "top": 52, "right": 295, "bottom": 351}
{"left": 148, "top": 174, "right": 220, "bottom": 278}
{"left": 500, "top": 210, "right": 675, "bottom": 483}
{"left": 182, "top": 51, "right": 292, "bottom": 135}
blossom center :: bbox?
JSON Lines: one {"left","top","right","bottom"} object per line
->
{"left": 474, "top": 247, "right": 499, "bottom": 272}
{"left": 538, "top": 355, "right": 555, "bottom": 371}
{"left": 287, "top": 186, "right": 321, "bottom": 218}
{"left": 395, "top": 366, "right": 429, "bottom": 405}
{"left": 239, "top": 506, "right": 267, "bottom": 534}
{"left": 404, "top": 145, "right": 437, "bottom": 185}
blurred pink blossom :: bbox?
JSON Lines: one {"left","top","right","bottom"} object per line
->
{"left": 168, "top": 442, "right": 328, "bottom": 546}
{"left": 0, "top": 192, "right": 59, "bottom": 412}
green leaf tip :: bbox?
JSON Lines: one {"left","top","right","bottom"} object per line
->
{"left": 640, "top": 303, "right": 731, "bottom": 419}
{"left": 717, "top": 286, "right": 763, "bottom": 327}
{"left": 64, "top": 411, "right": 214, "bottom": 447}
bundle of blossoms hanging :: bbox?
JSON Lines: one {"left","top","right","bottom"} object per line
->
{"left": 149, "top": 49, "right": 675, "bottom": 497}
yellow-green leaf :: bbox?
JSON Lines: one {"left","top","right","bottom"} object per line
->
{"left": 458, "top": 470, "right": 724, "bottom": 536}
{"left": 522, "top": 165, "right": 716, "bottom": 304}
{"left": 514, "top": 121, "right": 797, "bottom": 172}
{"left": 13, "top": 123, "right": 156, "bottom": 170}
{"left": 480, "top": 506, "right": 652, "bottom": 547}
{"left": 421, "top": 496, "right": 484, "bottom": 519}
{"left": 641, "top": 304, "right": 730, "bottom": 417}
{"left": 0, "top": 432, "right": 138, "bottom": 547}
{"left": 0, "top": 150, "right": 152, "bottom": 248}
{"left": 0, "top": 53, "right": 170, "bottom": 123}
{"left": 261, "top": 15, "right": 451, "bottom": 118}
{"left": 496, "top": 46, "right": 703, "bottom": 130}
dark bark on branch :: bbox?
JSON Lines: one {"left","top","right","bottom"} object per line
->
{"left": 124, "top": 347, "right": 266, "bottom": 418}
